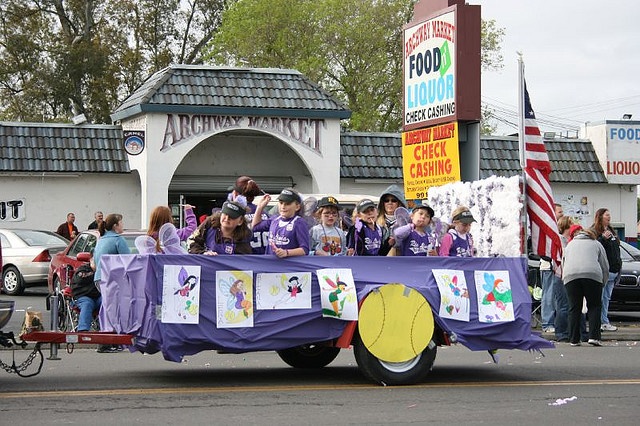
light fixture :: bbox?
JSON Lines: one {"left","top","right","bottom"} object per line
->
{"left": 622, "top": 113, "right": 632, "bottom": 120}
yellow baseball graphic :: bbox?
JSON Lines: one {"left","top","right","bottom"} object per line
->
{"left": 358, "top": 283, "right": 434, "bottom": 363}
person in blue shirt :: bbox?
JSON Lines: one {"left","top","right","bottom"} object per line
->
{"left": 91, "top": 213, "right": 130, "bottom": 354}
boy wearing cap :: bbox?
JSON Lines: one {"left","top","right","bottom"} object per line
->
{"left": 439, "top": 206, "right": 475, "bottom": 257}
{"left": 252, "top": 188, "right": 310, "bottom": 258}
{"left": 309, "top": 196, "right": 346, "bottom": 256}
{"left": 346, "top": 199, "right": 383, "bottom": 256}
{"left": 188, "top": 201, "right": 253, "bottom": 255}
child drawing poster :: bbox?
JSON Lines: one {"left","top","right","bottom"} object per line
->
{"left": 316, "top": 268, "right": 358, "bottom": 320}
{"left": 162, "top": 265, "right": 201, "bottom": 324}
{"left": 432, "top": 269, "right": 470, "bottom": 322}
{"left": 216, "top": 270, "right": 254, "bottom": 328}
{"left": 474, "top": 270, "right": 515, "bottom": 323}
{"left": 255, "top": 272, "right": 312, "bottom": 310}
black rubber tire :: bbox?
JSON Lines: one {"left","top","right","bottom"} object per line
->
{"left": 353, "top": 334, "right": 437, "bottom": 385}
{"left": 2, "top": 266, "right": 25, "bottom": 296}
{"left": 277, "top": 344, "right": 341, "bottom": 368}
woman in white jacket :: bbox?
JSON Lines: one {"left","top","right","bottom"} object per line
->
{"left": 562, "top": 225, "right": 609, "bottom": 347}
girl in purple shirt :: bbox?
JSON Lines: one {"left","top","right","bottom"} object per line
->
{"left": 393, "top": 204, "right": 436, "bottom": 256}
{"left": 439, "top": 206, "right": 476, "bottom": 257}
{"left": 252, "top": 188, "right": 310, "bottom": 258}
{"left": 147, "top": 205, "right": 197, "bottom": 253}
{"left": 188, "top": 201, "right": 252, "bottom": 255}
{"left": 346, "top": 199, "right": 383, "bottom": 256}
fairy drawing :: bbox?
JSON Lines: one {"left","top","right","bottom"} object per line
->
{"left": 320, "top": 274, "right": 352, "bottom": 318}
{"left": 220, "top": 277, "right": 252, "bottom": 318}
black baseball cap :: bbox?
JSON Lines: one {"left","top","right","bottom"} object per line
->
{"left": 277, "top": 188, "right": 301, "bottom": 204}
{"left": 356, "top": 199, "right": 376, "bottom": 213}
{"left": 221, "top": 201, "right": 245, "bottom": 219}
{"left": 453, "top": 210, "right": 476, "bottom": 223}
{"left": 413, "top": 204, "right": 435, "bottom": 217}
{"left": 317, "top": 196, "right": 342, "bottom": 210}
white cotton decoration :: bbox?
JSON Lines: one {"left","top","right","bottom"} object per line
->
{"left": 427, "top": 175, "right": 523, "bottom": 257}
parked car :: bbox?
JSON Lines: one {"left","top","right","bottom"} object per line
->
{"left": 47, "top": 230, "right": 144, "bottom": 293}
{"left": 1, "top": 229, "right": 69, "bottom": 295}
{"left": 610, "top": 240, "right": 640, "bottom": 311}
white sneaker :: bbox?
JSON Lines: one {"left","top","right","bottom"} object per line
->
{"left": 601, "top": 323, "right": 617, "bottom": 332}
{"left": 588, "top": 339, "right": 602, "bottom": 346}
{"left": 543, "top": 326, "right": 555, "bottom": 333}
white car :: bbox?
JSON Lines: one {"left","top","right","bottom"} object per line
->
{"left": 0, "top": 229, "right": 69, "bottom": 295}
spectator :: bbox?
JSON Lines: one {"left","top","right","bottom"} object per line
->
{"left": 562, "top": 225, "right": 609, "bottom": 346}
{"left": 147, "top": 205, "right": 196, "bottom": 253}
{"left": 376, "top": 185, "right": 406, "bottom": 256}
{"left": 189, "top": 201, "right": 252, "bottom": 255}
{"left": 439, "top": 206, "right": 475, "bottom": 257}
{"left": 56, "top": 213, "right": 79, "bottom": 240}
{"left": 87, "top": 211, "right": 103, "bottom": 230}
{"left": 539, "top": 202, "right": 566, "bottom": 333}
{"left": 92, "top": 213, "right": 130, "bottom": 353}
{"left": 71, "top": 256, "right": 100, "bottom": 332}
{"left": 591, "top": 208, "right": 622, "bottom": 332}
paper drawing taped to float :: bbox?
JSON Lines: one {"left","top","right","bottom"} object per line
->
{"left": 316, "top": 268, "right": 358, "bottom": 321}
{"left": 432, "top": 269, "right": 470, "bottom": 322}
{"left": 162, "top": 265, "right": 201, "bottom": 324}
{"left": 216, "top": 270, "right": 254, "bottom": 328}
{"left": 255, "top": 272, "right": 312, "bottom": 310}
{"left": 474, "top": 270, "right": 514, "bottom": 323}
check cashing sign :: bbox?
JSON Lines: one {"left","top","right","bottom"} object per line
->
{"left": 403, "top": 10, "right": 456, "bottom": 129}
{"left": 402, "top": 122, "right": 461, "bottom": 199}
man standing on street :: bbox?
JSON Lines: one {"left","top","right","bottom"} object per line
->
{"left": 56, "top": 213, "right": 79, "bottom": 241}
{"left": 540, "top": 203, "right": 565, "bottom": 334}
{"left": 88, "top": 211, "right": 103, "bottom": 230}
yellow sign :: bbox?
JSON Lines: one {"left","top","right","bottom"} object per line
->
{"left": 402, "top": 122, "right": 460, "bottom": 199}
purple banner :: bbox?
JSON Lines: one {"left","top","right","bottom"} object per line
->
{"left": 99, "top": 254, "right": 552, "bottom": 362}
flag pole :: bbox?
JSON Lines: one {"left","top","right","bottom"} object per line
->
{"left": 517, "top": 53, "right": 528, "bottom": 256}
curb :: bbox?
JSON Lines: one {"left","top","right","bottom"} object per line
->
{"left": 537, "top": 325, "right": 640, "bottom": 342}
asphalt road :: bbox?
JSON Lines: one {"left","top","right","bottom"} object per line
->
{"left": 2, "top": 286, "right": 640, "bottom": 425}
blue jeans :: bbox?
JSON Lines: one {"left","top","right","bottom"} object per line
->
{"left": 552, "top": 275, "right": 569, "bottom": 340}
{"left": 540, "top": 269, "right": 555, "bottom": 329}
{"left": 601, "top": 272, "right": 617, "bottom": 325}
{"left": 76, "top": 296, "right": 101, "bottom": 331}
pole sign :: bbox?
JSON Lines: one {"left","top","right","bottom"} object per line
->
{"left": 606, "top": 123, "right": 640, "bottom": 184}
{"left": 403, "top": 10, "right": 456, "bottom": 129}
{"left": 402, "top": 122, "right": 460, "bottom": 199}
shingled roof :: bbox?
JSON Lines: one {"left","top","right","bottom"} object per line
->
{"left": 0, "top": 122, "right": 129, "bottom": 173}
{"left": 111, "top": 65, "right": 351, "bottom": 121}
{"left": 340, "top": 132, "right": 607, "bottom": 183}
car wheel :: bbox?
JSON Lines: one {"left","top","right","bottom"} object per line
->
{"left": 276, "top": 344, "right": 341, "bottom": 368}
{"left": 353, "top": 334, "right": 437, "bottom": 385}
{"left": 2, "top": 266, "right": 25, "bottom": 296}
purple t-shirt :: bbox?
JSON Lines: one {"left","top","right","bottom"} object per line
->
{"left": 255, "top": 215, "right": 309, "bottom": 255}
{"left": 245, "top": 203, "right": 270, "bottom": 254}
{"left": 347, "top": 220, "right": 382, "bottom": 256}
{"left": 204, "top": 228, "right": 241, "bottom": 255}
{"left": 441, "top": 229, "right": 474, "bottom": 257}
{"left": 399, "top": 229, "right": 432, "bottom": 256}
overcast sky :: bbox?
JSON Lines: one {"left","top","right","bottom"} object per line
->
{"left": 468, "top": 0, "right": 640, "bottom": 136}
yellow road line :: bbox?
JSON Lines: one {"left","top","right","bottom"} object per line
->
{"left": 2, "top": 379, "right": 640, "bottom": 399}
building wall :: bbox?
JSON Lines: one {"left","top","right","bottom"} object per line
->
{"left": 0, "top": 173, "right": 141, "bottom": 232}
{"left": 339, "top": 179, "right": 402, "bottom": 200}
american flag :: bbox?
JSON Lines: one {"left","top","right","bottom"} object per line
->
{"left": 523, "top": 82, "right": 562, "bottom": 271}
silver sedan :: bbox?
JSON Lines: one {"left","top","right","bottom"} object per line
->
{"left": 1, "top": 229, "right": 68, "bottom": 295}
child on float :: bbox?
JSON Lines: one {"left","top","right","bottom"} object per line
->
{"left": 346, "top": 199, "right": 383, "bottom": 256}
{"left": 439, "top": 206, "right": 476, "bottom": 257}
{"left": 147, "top": 204, "right": 197, "bottom": 253}
{"left": 252, "top": 188, "right": 309, "bottom": 258}
{"left": 392, "top": 204, "right": 437, "bottom": 256}
{"left": 309, "top": 196, "right": 347, "bottom": 256}
{"left": 188, "top": 200, "right": 253, "bottom": 255}
{"left": 228, "top": 176, "right": 270, "bottom": 254}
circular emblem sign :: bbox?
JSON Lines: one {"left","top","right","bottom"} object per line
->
{"left": 124, "top": 135, "right": 144, "bottom": 155}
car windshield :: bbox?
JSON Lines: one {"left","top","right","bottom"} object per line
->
{"left": 12, "top": 230, "right": 68, "bottom": 246}
{"left": 122, "top": 235, "right": 140, "bottom": 254}
{"left": 620, "top": 241, "right": 640, "bottom": 261}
